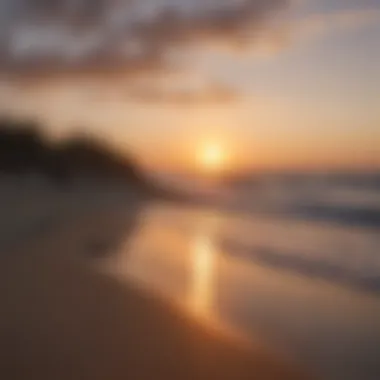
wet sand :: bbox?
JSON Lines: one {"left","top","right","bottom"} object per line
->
{"left": 0, "top": 188, "right": 306, "bottom": 380}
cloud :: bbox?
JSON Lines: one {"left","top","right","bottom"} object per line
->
{"left": 232, "top": 6, "right": 380, "bottom": 58}
{"left": 125, "top": 82, "right": 239, "bottom": 105}
{"left": 2, "top": 67, "right": 240, "bottom": 106}
{"left": 0, "top": 0, "right": 290, "bottom": 81}
{"left": 289, "top": 8, "right": 380, "bottom": 45}
{"left": 2, "top": 1, "right": 378, "bottom": 104}
{"left": 0, "top": 0, "right": 291, "bottom": 104}
{"left": 6, "top": 0, "right": 110, "bottom": 27}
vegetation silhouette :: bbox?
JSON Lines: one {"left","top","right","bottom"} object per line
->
{"left": 0, "top": 117, "right": 146, "bottom": 188}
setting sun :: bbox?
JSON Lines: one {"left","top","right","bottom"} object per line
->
{"left": 199, "top": 143, "right": 225, "bottom": 173}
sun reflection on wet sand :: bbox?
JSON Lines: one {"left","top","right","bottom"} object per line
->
{"left": 188, "top": 217, "right": 251, "bottom": 343}
{"left": 189, "top": 216, "right": 219, "bottom": 317}
{"left": 190, "top": 235, "right": 215, "bottom": 314}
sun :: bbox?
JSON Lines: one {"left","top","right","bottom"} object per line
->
{"left": 198, "top": 143, "right": 225, "bottom": 173}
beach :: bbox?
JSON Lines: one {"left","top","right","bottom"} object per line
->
{"left": 0, "top": 180, "right": 305, "bottom": 380}
{"left": 108, "top": 203, "right": 380, "bottom": 380}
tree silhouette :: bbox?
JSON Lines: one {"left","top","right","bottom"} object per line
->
{"left": 0, "top": 118, "right": 146, "bottom": 188}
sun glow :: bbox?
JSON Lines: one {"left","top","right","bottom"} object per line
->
{"left": 199, "top": 143, "right": 226, "bottom": 173}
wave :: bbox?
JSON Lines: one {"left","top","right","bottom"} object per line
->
{"left": 226, "top": 174, "right": 380, "bottom": 229}
{"left": 221, "top": 238, "right": 380, "bottom": 295}
{"left": 282, "top": 203, "right": 380, "bottom": 229}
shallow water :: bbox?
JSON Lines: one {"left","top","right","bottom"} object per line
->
{"left": 106, "top": 201, "right": 380, "bottom": 380}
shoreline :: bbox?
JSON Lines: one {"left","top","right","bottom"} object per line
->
{"left": 0, "top": 185, "right": 306, "bottom": 380}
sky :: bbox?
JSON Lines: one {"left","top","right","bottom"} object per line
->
{"left": 0, "top": 0, "right": 379, "bottom": 174}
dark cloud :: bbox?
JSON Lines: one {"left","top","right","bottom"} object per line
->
{"left": 0, "top": 0, "right": 289, "bottom": 103}
{"left": 0, "top": 0, "right": 289, "bottom": 72}
{"left": 131, "top": 0, "right": 289, "bottom": 47}
{"left": 15, "top": 0, "right": 109, "bottom": 25}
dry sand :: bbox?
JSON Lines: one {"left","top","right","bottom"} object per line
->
{"left": 0, "top": 183, "right": 307, "bottom": 380}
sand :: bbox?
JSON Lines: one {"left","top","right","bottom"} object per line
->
{"left": 0, "top": 181, "right": 307, "bottom": 380}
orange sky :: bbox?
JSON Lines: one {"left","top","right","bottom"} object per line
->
{"left": 0, "top": 0, "right": 379, "bottom": 175}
